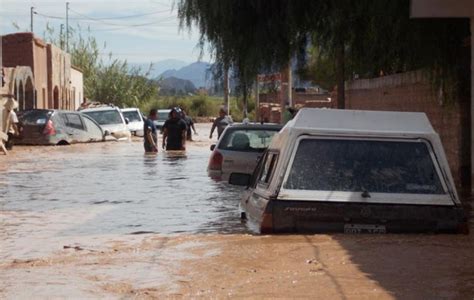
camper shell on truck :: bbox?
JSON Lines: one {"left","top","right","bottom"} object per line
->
{"left": 231, "top": 108, "right": 468, "bottom": 234}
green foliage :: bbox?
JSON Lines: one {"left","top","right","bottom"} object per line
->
{"left": 178, "top": 0, "right": 470, "bottom": 103}
{"left": 139, "top": 94, "right": 256, "bottom": 121}
{"left": 140, "top": 95, "right": 222, "bottom": 118}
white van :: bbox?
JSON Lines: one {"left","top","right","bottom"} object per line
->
{"left": 230, "top": 108, "right": 467, "bottom": 234}
{"left": 121, "top": 108, "right": 144, "bottom": 136}
{"left": 82, "top": 106, "right": 131, "bottom": 140}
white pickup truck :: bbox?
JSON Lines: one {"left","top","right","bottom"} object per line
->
{"left": 230, "top": 108, "right": 468, "bottom": 234}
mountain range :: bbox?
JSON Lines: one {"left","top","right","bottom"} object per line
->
{"left": 130, "top": 60, "right": 212, "bottom": 90}
{"left": 159, "top": 61, "right": 212, "bottom": 88}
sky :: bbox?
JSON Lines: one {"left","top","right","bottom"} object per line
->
{"left": 0, "top": 0, "right": 210, "bottom": 64}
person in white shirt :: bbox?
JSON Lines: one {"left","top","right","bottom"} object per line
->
{"left": 2, "top": 95, "right": 19, "bottom": 150}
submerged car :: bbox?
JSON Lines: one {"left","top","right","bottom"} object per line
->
{"left": 121, "top": 108, "right": 144, "bottom": 136}
{"left": 153, "top": 109, "right": 171, "bottom": 131}
{"left": 231, "top": 108, "right": 468, "bottom": 234}
{"left": 81, "top": 106, "right": 131, "bottom": 140}
{"left": 16, "top": 109, "right": 106, "bottom": 145}
{"left": 208, "top": 123, "right": 282, "bottom": 181}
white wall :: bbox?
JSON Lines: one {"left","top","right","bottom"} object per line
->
{"left": 70, "top": 67, "right": 83, "bottom": 110}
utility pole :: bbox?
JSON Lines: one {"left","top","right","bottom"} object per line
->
{"left": 60, "top": 24, "right": 64, "bottom": 49}
{"left": 66, "top": 2, "right": 69, "bottom": 52}
{"left": 30, "top": 7, "right": 34, "bottom": 33}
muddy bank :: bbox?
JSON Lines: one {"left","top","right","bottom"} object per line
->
{"left": 1, "top": 232, "right": 473, "bottom": 299}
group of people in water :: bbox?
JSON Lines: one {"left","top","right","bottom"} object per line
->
{"left": 143, "top": 106, "right": 233, "bottom": 153}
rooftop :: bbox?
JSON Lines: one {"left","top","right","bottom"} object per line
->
{"left": 288, "top": 108, "right": 436, "bottom": 135}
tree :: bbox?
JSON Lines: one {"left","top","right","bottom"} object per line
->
{"left": 177, "top": 0, "right": 469, "bottom": 108}
{"left": 43, "top": 25, "right": 158, "bottom": 107}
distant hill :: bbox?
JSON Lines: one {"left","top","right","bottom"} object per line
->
{"left": 129, "top": 59, "right": 189, "bottom": 79}
{"left": 159, "top": 61, "right": 212, "bottom": 89}
{"left": 158, "top": 76, "right": 197, "bottom": 96}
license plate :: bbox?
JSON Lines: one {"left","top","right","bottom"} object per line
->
{"left": 344, "top": 224, "right": 386, "bottom": 234}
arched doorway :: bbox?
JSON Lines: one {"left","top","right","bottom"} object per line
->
{"left": 18, "top": 81, "right": 24, "bottom": 111}
{"left": 24, "top": 77, "right": 34, "bottom": 110}
{"left": 53, "top": 86, "right": 59, "bottom": 109}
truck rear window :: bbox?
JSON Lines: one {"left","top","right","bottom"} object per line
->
{"left": 285, "top": 139, "right": 445, "bottom": 194}
{"left": 219, "top": 129, "right": 278, "bottom": 152}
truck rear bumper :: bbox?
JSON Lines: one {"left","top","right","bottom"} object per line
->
{"left": 265, "top": 200, "right": 468, "bottom": 234}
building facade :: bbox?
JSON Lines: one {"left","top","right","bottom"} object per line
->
{"left": 1, "top": 32, "right": 82, "bottom": 111}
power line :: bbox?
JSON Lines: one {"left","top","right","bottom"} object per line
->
{"left": 69, "top": 8, "right": 176, "bottom": 27}
{"left": 33, "top": 8, "right": 173, "bottom": 21}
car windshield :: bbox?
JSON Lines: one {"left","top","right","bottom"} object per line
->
{"left": 219, "top": 129, "right": 278, "bottom": 152}
{"left": 285, "top": 139, "right": 445, "bottom": 194}
{"left": 19, "top": 110, "right": 53, "bottom": 126}
{"left": 122, "top": 110, "right": 141, "bottom": 122}
{"left": 83, "top": 110, "right": 123, "bottom": 125}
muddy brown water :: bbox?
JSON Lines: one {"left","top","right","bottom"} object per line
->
{"left": 0, "top": 137, "right": 248, "bottom": 237}
{"left": 1, "top": 124, "right": 474, "bottom": 299}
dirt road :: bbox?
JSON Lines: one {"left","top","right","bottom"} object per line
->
{"left": 1, "top": 123, "right": 473, "bottom": 299}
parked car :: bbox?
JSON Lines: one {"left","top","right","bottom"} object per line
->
{"left": 15, "top": 109, "right": 106, "bottom": 145}
{"left": 230, "top": 108, "right": 468, "bottom": 234}
{"left": 208, "top": 123, "right": 282, "bottom": 181}
{"left": 153, "top": 109, "right": 171, "bottom": 131}
{"left": 121, "top": 108, "right": 144, "bottom": 136}
{"left": 81, "top": 106, "right": 131, "bottom": 140}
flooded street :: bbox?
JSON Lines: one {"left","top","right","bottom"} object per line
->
{"left": 1, "top": 123, "right": 474, "bottom": 299}
{"left": 0, "top": 123, "right": 247, "bottom": 237}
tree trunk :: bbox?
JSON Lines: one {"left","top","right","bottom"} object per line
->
{"left": 336, "top": 40, "right": 345, "bottom": 109}
{"left": 243, "top": 87, "right": 248, "bottom": 118}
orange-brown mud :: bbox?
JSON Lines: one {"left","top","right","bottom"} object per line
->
{"left": 1, "top": 123, "right": 474, "bottom": 299}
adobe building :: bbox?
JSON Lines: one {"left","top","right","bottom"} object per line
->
{"left": 1, "top": 32, "right": 83, "bottom": 112}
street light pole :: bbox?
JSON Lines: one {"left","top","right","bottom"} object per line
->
{"left": 30, "top": 7, "right": 34, "bottom": 33}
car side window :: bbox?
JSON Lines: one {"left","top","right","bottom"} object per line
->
{"left": 258, "top": 152, "right": 278, "bottom": 185}
{"left": 65, "top": 113, "right": 85, "bottom": 130}
{"left": 82, "top": 115, "right": 103, "bottom": 138}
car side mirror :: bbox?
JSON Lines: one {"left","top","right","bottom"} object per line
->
{"left": 210, "top": 144, "right": 216, "bottom": 151}
{"left": 104, "top": 130, "right": 110, "bottom": 136}
{"left": 124, "top": 118, "right": 130, "bottom": 125}
{"left": 229, "top": 173, "right": 251, "bottom": 186}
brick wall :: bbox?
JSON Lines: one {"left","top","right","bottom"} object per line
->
{"left": 346, "top": 71, "right": 470, "bottom": 190}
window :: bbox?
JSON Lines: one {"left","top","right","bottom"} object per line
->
{"left": 219, "top": 129, "right": 278, "bottom": 152}
{"left": 83, "top": 110, "right": 123, "bottom": 125}
{"left": 19, "top": 110, "right": 53, "bottom": 125}
{"left": 284, "top": 138, "right": 445, "bottom": 194}
{"left": 122, "top": 110, "right": 142, "bottom": 122}
{"left": 258, "top": 152, "right": 278, "bottom": 185}
{"left": 64, "top": 113, "right": 84, "bottom": 130}
{"left": 82, "top": 115, "right": 103, "bottom": 139}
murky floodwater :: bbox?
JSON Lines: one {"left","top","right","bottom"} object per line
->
{"left": 0, "top": 132, "right": 249, "bottom": 236}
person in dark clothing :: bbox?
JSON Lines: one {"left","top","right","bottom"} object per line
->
{"left": 143, "top": 109, "right": 158, "bottom": 153}
{"left": 182, "top": 110, "right": 197, "bottom": 141}
{"left": 162, "top": 108, "right": 187, "bottom": 151}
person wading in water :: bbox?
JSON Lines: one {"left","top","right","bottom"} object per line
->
{"left": 209, "top": 107, "right": 233, "bottom": 140}
{"left": 143, "top": 109, "right": 158, "bottom": 153}
{"left": 162, "top": 107, "right": 187, "bottom": 151}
